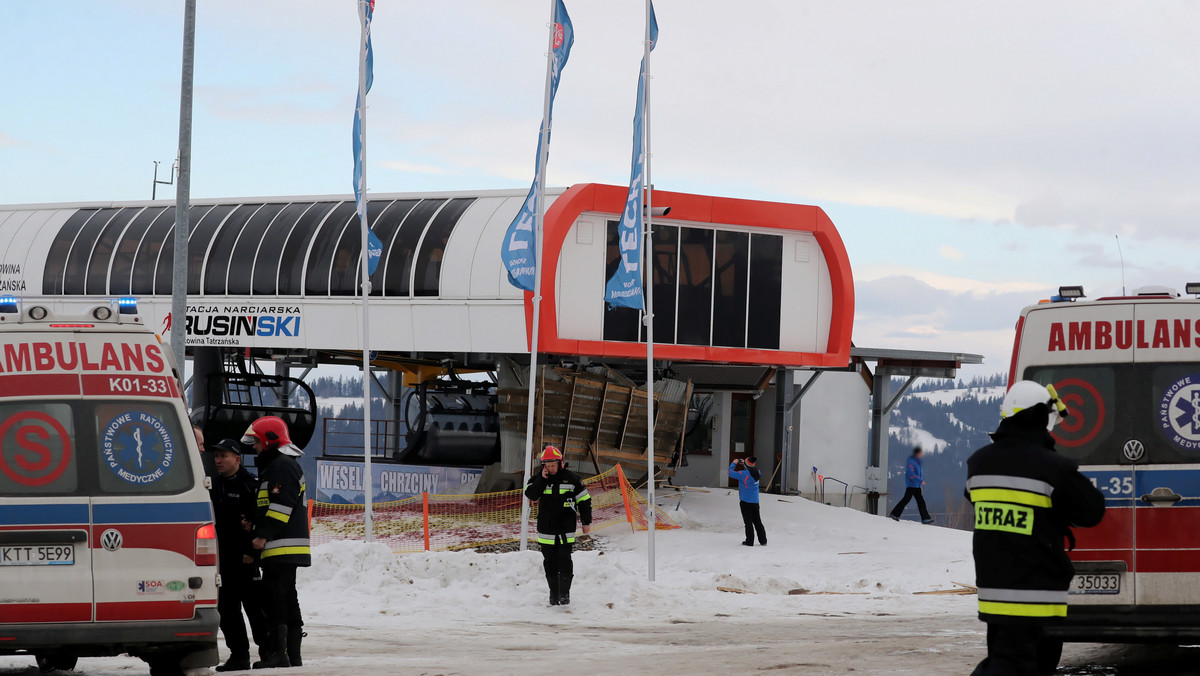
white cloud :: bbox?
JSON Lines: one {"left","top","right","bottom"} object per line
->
{"left": 938, "top": 245, "right": 964, "bottom": 261}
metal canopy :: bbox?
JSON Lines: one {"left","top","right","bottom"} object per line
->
{"left": 850, "top": 347, "right": 984, "bottom": 515}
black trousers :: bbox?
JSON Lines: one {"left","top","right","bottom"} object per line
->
{"left": 260, "top": 563, "right": 303, "bottom": 637}
{"left": 540, "top": 541, "right": 573, "bottom": 594}
{"left": 739, "top": 501, "right": 766, "bottom": 544}
{"left": 217, "top": 561, "right": 268, "bottom": 657}
{"left": 890, "top": 486, "right": 931, "bottom": 521}
{"left": 971, "top": 623, "right": 1063, "bottom": 676}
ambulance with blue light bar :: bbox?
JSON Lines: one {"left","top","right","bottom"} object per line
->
{"left": 0, "top": 296, "right": 218, "bottom": 675}
{"left": 1010, "top": 282, "right": 1200, "bottom": 641}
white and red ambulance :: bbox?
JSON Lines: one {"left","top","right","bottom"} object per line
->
{"left": 0, "top": 297, "right": 218, "bottom": 675}
{"left": 1011, "top": 283, "right": 1200, "bottom": 641}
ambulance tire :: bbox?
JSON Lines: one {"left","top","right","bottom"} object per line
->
{"left": 35, "top": 654, "right": 77, "bottom": 673}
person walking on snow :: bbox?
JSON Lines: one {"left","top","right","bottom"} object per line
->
{"left": 729, "top": 457, "right": 767, "bottom": 546}
{"left": 524, "top": 446, "right": 592, "bottom": 606}
{"left": 967, "top": 381, "right": 1105, "bottom": 676}
{"left": 890, "top": 447, "right": 934, "bottom": 524}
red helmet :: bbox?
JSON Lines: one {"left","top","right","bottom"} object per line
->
{"left": 242, "top": 416, "right": 292, "bottom": 450}
{"left": 540, "top": 445, "right": 563, "bottom": 463}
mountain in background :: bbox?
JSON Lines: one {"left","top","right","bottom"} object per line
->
{"left": 884, "top": 373, "right": 1007, "bottom": 529}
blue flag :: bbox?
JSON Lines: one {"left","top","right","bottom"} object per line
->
{"left": 501, "top": 0, "right": 574, "bottom": 292}
{"left": 605, "top": 3, "right": 658, "bottom": 310}
{"left": 353, "top": 0, "right": 384, "bottom": 277}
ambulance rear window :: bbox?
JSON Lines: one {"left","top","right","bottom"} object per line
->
{"left": 0, "top": 402, "right": 79, "bottom": 496}
{"left": 0, "top": 400, "right": 192, "bottom": 496}
{"left": 1026, "top": 362, "right": 1200, "bottom": 466}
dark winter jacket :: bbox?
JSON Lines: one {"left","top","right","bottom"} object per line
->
{"left": 524, "top": 467, "right": 592, "bottom": 545}
{"left": 211, "top": 464, "right": 259, "bottom": 569}
{"left": 252, "top": 447, "right": 311, "bottom": 567}
{"left": 966, "top": 410, "right": 1105, "bottom": 624}
{"left": 905, "top": 455, "right": 924, "bottom": 489}
{"left": 728, "top": 462, "right": 760, "bottom": 503}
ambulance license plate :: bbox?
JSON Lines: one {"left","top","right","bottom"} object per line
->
{"left": 1069, "top": 573, "right": 1120, "bottom": 594}
{"left": 0, "top": 544, "right": 75, "bottom": 566}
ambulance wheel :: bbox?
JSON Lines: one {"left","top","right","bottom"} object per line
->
{"left": 35, "top": 654, "right": 78, "bottom": 673}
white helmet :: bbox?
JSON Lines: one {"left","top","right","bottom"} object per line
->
{"left": 1001, "top": 380, "right": 1069, "bottom": 431}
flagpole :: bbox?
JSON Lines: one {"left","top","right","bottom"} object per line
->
{"left": 356, "top": 0, "right": 374, "bottom": 542}
{"left": 519, "top": 0, "right": 559, "bottom": 552}
{"left": 642, "top": 0, "right": 656, "bottom": 583}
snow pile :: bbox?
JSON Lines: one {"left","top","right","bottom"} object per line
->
{"left": 299, "top": 490, "right": 976, "bottom": 625}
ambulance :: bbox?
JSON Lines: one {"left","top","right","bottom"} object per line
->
{"left": 1011, "top": 283, "right": 1200, "bottom": 641}
{"left": 0, "top": 297, "right": 218, "bottom": 675}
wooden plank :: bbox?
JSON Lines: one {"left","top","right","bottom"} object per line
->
{"left": 562, "top": 378, "right": 578, "bottom": 448}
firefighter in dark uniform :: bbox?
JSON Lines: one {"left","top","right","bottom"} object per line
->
{"left": 967, "top": 381, "right": 1106, "bottom": 676}
{"left": 208, "top": 438, "right": 269, "bottom": 672}
{"left": 244, "top": 416, "right": 311, "bottom": 669}
{"left": 524, "top": 446, "right": 592, "bottom": 606}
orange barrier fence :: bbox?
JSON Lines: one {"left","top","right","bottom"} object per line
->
{"left": 310, "top": 464, "right": 678, "bottom": 553}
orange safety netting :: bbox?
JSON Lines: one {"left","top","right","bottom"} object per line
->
{"left": 309, "top": 464, "right": 678, "bottom": 553}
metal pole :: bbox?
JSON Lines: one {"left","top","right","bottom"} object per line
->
{"left": 642, "top": 0, "right": 655, "bottom": 582}
{"left": 519, "top": 0, "right": 558, "bottom": 552}
{"left": 356, "top": 0, "right": 374, "bottom": 542}
{"left": 170, "top": 0, "right": 195, "bottom": 381}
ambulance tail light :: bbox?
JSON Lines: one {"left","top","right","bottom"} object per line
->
{"left": 195, "top": 523, "right": 218, "bottom": 566}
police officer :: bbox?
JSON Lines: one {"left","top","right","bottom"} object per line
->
{"left": 524, "top": 446, "right": 591, "bottom": 606}
{"left": 243, "top": 416, "right": 310, "bottom": 669}
{"left": 209, "top": 438, "right": 269, "bottom": 672}
{"left": 967, "top": 381, "right": 1106, "bottom": 675}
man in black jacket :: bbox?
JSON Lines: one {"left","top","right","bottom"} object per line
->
{"left": 244, "top": 416, "right": 311, "bottom": 669}
{"left": 524, "top": 445, "right": 592, "bottom": 606}
{"left": 967, "top": 381, "right": 1106, "bottom": 676}
{"left": 209, "top": 438, "right": 268, "bottom": 672}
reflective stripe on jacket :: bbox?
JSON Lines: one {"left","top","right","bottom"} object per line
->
{"left": 253, "top": 448, "right": 312, "bottom": 567}
{"left": 524, "top": 468, "right": 592, "bottom": 545}
{"left": 966, "top": 415, "right": 1104, "bottom": 624}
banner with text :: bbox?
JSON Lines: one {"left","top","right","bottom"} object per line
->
{"left": 316, "top": 459, "right": 482, "bottom": 504}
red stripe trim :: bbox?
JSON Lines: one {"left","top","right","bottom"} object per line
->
{"left": 1136, "top": 549, "right": 1200, "bottom": 574}
{"left": 0, "top": 602, "right": 91, "bottom": 623}
{"left": 0, "top": 374, "right": 80, "bottom": 396}
{"left": 90, "top": 523, "right": 196, "bottom": 559}
{"left": 96, "top": 600, "right": 195, "bottom": 622}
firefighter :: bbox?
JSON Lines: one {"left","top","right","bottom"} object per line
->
{"left": 209, "top": 438, "right": 268, "bottom": 672}
{"left": 243, "top": 416, "right": 311, "bottom": 669}
{"left": 966, "top": 381, "right": 1106, "bottom": 676}
{"left": 524, "top": 446, "right": 592, "bottom": 606}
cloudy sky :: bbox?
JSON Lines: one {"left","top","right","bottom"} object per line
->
{"left": 2, "top": 1, "right": 1197, "bottom": 375}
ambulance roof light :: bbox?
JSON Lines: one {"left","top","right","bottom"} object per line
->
{"left": 117, "top": 297, "right": 138, "bottom": 315}
{"left": 1056, "top": 286, "right": 1085, "bottom": 301}
{"left": 1186, "top": 282, "right": 1200, "bottom": 296}
{"left": 0, "top": 296, "right": 17, "bottom": 314}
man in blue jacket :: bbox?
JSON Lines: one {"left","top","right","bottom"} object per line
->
{"left": 890, "top": 447, "right": 933, "bottom": 524}
{"left": 729, "top": 457, "right": 767, "bottom": 546}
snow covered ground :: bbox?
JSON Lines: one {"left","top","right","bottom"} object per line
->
{"left": 2, "top": 490, "right": 1121, "bottom": 675}
{"left": 910, "top": 386, "right": 1006, "bottom": 407}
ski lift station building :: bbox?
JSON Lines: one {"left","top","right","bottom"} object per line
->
{"left": 0, "top": 182, "right": 980, "bottom": 511}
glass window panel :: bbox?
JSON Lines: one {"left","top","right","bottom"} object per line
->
{"left": 327, "top": 213, "right": 362, "bottom": 296}
{"left": 651, "top": 225, "right": 678, "bottom": 344}
{"left": 676, "top": 227, "right": 714, "bottom": 346}
{"left": 186, "top": 205, "right": 236, "bottom": 295}
{"left": 413, "top": 197, "right": 475, "bottom": 296}
{"left": 202, "top": 205, "right": 263, "bottom": 295}
{"left": 109, "top": 207, "right": 166, "bottom": 296}
{"left": 93, "top": 402, "right": 193, "bottom": 496}
{"left": 156, "top": 205, "right": 215, "bottom": 296}
{"left": 251, "top": 203, "right": 313, "bottom": 296}
{"left": 131, "top": 207, "right": 176, "bottom": 295}
{"left": 278, "top": 202, "right": 336, "bottom": 295}
{"left": 747, "top": 234, "right": 783, "bottom": 350}
{"left": 712, "top": 230, "right": 749, "bottom": 348}
{"left": 603, "top": 220, "right": 640, "bottom": 342}
{"left": 43, "top": 209, "right": 97, "bottom": 295}
{"left": 368, "top": 199, "right": 418, "bottom": 296}
{"left": 63, "top": 208, "right": 118, "bottom": 294}
{"left": 1024, "top": 364, "right": 1122, "bottom": 466}
{"left": 383, "top": 199, "right": 444, "bottom": 297}
{"left": 225, "top": 204, "right": 284, "bottom": 295}
{"left": 84, "top": 208, "right": 139, "bottom": 295}
{"left": 304, "top": 202, "right": 357, "bottom": 296}
{"left": 0, "top": 402, "right": 78, "bottom": 497}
